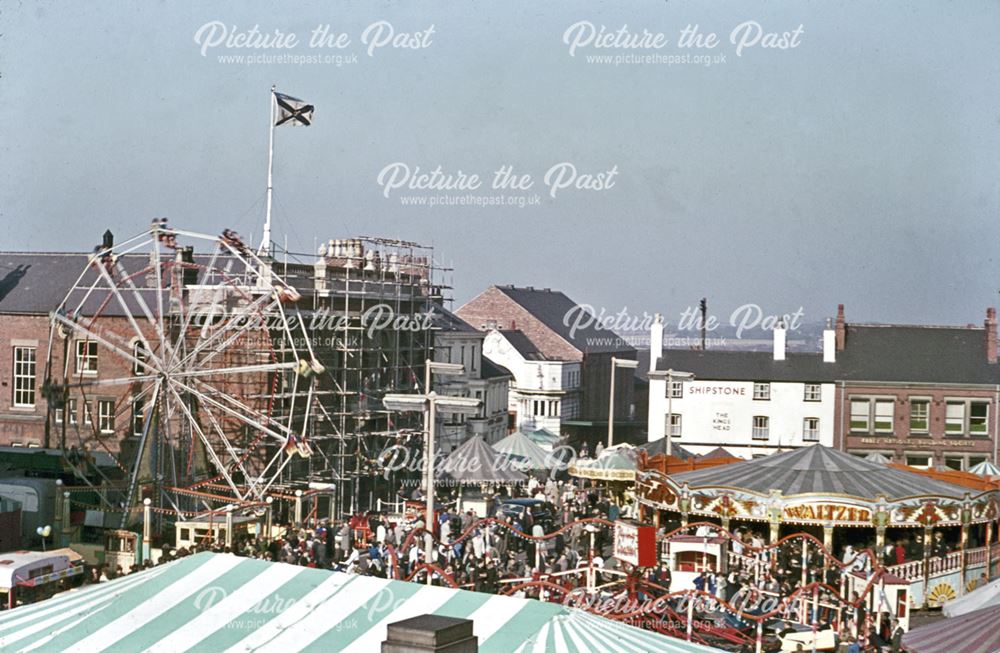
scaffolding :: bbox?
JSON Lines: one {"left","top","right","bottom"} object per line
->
{"left": 266, "top": 236, "right": 451, "bottom": 519}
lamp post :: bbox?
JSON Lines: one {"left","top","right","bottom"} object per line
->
{"left": 384, "top": 378, "right": 480, "bottom": 586}
{"left": 607, "top": 357, "right": 639, "bottom": 448}
{"left": 294, "top": 489, "right": 303, "bottom": 528}
{"left": 660, "top": 369, "right": 694, "bottom": 457}
{"left": 62, "top": 491, "right": 71, "bottom": 547}
{"left": 142, "top": 498, "right": 152, "bottom": 563}
{"left": 265, "top": 496, "right": 274, "bottom": 541}
{"left": 225, "top": 504, "right": 234, "bottom": 548}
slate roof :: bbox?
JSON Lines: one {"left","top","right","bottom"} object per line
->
{"left": 654, "top": 350, "right": 835, "bottom": 382}
{"left": 0, "top": 252, "right": 91, "bottom": 314}
{"left": 430, "top": 304, "right": 479, "bottom": 333}
{"left": 499, "top": 329, "right": 546, "bottom": 361}
{"left": 481, "top": 357, "right": 513, "bottom": 380}
{"left": 494, "top": 285, "right": 636, "bottom": 354}
{"left": 835, "top": 324, "right": 998, "bottom": 384}
{"left": 669, "top": 445, "right": 970, "bottom": 499}
{"left": 653, "top": 323, "right": 999, "bottom": 386}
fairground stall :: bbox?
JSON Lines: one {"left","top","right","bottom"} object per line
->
{"left": 636, "top": 445, "right": 1000, "bottom": 609}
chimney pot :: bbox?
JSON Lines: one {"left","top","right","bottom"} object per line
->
{"left": 986, "top": 307, "right": 997, "bottom": 364}
{"left": 773, "top": 321, "right": 786, "bottom": 361}
{"left": 835, "top": 304, "right": 846, "bottom": 351}
{"left": 102, "top": 230, "right": 114, "bottom": 250}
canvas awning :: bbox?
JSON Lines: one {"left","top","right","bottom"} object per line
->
{"left": 969, "top": 460, "right": 1000, "bottom": 477}
{"left": 440, "top": 435, "right": 528, "bottom": 483}
{"left": 0, "top": 552, "right": 725, "bottom": 652}
{"left": 491, "top": 431, "right": 553, "bottom": 470}
{"left": 569, "top": 444, "right": 638, "bottom": 481}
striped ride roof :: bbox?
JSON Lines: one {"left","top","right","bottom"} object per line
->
{"left": 901, "top": 603, "right": 1000, "bottom": 653}
{"left": 669, "top": 445, "right": 970, "bottom": 500}
{"left": 0, "top": 553, "right": 725, "bottom": 653}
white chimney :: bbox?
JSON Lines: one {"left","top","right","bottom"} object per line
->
{"left": 773, "top": 321, "right": 786, "bottom": 361}
{"left": 823, "top": 318, "right": 836, "bottom": 363}
{"left": 650, "top": 313, "right": 664, "bottom": 370}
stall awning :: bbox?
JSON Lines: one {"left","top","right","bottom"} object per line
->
{"left": 0, "top": 552, "right": 724, "bottom": 652}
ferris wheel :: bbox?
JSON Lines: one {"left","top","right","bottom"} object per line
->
{"left": 45, "top": 220, "right": 321, "bottom": 524}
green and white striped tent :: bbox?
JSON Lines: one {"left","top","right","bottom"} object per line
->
{"left": 0, "top": 553, "right": 723, "bottom": 652}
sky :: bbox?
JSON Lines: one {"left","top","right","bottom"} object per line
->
{"left": 1, "top": 0, "right": 998, "bottom": 331}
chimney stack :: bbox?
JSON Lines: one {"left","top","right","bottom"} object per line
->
{"left": 835, "top": 304, "right": 846, "bottom": 351}
{"left": 823, "top": 317, "right": 836, "bottom": 363}
{"left": 773, "top": 320, "right": 786, "bottom": 361}
{"left": 650, "top": 313, "right": 664, "bottom": 370}
{"left": 986, "top": 307, "right": 997, "bottom": 364}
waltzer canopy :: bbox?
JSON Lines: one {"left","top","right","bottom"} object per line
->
{"left": 637, "top": 444, "right": 1000, "bottom": 529}
{"left": 670, "top": 445, "right": 968, "bottom": 500}
{"left": 0, "top": 553, "right": 724, "bottom": 653}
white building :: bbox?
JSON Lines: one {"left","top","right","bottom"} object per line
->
{"left": 481, "top": 329, "right": 581, "bottom": 435}
{"left": 647, "top": 316, "right": 838, "bottom": 458}
{"left": 432, "top": 308, "right": 512, "bottom": 450}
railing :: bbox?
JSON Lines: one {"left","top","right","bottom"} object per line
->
{"left": 885, "top": 545, "right": 996, "bottom": 581}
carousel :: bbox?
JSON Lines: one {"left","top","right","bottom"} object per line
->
{"left": 636, "top": 444, "right": 1000, "bottom": 609}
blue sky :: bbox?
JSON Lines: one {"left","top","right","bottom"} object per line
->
{"left": 1, "top": 0, "right": 998, "bottom": 328}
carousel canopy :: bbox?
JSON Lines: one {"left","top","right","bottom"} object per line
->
{"left": 669, "top": 445, "right": 970, "bottom": 500}
{"left": 0, "top": 552, "right": 725, "bottom": 653}
{"left": 441, "top": 435, "right": 528, "bottom": 483}
{"left": 969, "top": 460, "right": 1000, "bottom": 477}
{"left": 570, "top": 444, "right": 638, "bottom": 481}
{"left": 864, "top": 452, "right": 892, "bottom": 464}
{"left": 640, "top": 439, "right": 696, "bottom": 460}
{"left": 492, "top": 431, "right": 554, "bottom": 470}
{"left": 902, "top": 602, "right": 1000, "bottom": 653}
{"left": 521, "top": 427, "right": 561, "bottom": 450}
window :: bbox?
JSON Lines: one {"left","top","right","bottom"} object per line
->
{"left": 850, "top": 400, "right": 870, "bottom": 432}
{"left": 970, "top": 403, "right": 988, "bottom": 436}
{"left": 752, "top": 416, "right": 769, "bottom": 440}
{"left": 803, "top": 417, "right": 820, "bottom": 442}
{"left": 83, "top": 401, "right": 93, "bottom": 426}
{"left": 132, "top": 396, "right": 145, "bottom": 436}
{"left": 803, "top": 384, "right": 822, "bottom": 402}
{"left": 13, "top": 347, "right": 36, "bottom": 408}
{"left": 75, "top": 340, "right": 98, "bottom": 375}
{"left": 669, "top": 381, "right": 684, "bottom": 399}
{"left": 905, "top": 454, "right": 932, "bottom": 469}
{"left": 969, "top": 456, "right": 988, "bottom": 469}
{"left": 909, "top": 400, "right": 929, "bottom": 433}
{"left": 753, "top": 383, "right": 770, "bottom": 400}
{"left": 943, "top": 456, "right": 964, "bottom": 471}
{"left": 67, "top": 398, "right": 78, "bottom": 426}
{"left": 548, "top": 400, "right": 560, "bottom": 417}
{"left": 98, "top": 400, "right": 115, "bottom": 434}
{"left": 132, "top": 340, "right": 148, "bottom": 375}
{"left": 945, "top": 403, "right": 965, "bottom": 434}
{"left": 874, "top": 400, "right": 894, "bottom": 433}
{"left": 666, "top": 413, "right": 682, "bottom": 437}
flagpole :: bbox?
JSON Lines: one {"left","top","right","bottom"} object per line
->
{"left": 260, "top": 85, "right": 276, "bottom": 256}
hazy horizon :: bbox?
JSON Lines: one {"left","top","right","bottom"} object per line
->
{"left": 1, "top": 1, "right": 997, "bottom": 328}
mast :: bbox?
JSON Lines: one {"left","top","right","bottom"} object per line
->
{"left": 260, "top": 85, "right": 276, "bottom": 256}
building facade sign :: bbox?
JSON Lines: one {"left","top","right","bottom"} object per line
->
{"left": 613, "top": 521, "right": 657, "bottom": 567}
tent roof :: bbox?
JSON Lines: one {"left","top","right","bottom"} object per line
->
{"left": 670, "top": 445, "right": 970, "bottom": 500}
{"left": 639, "top": 439, "right": 696, "bottom": 460}
{"left": 441, "top": 435, "right": 527, "bottom": 483}
{"left": 969, "top": 460, "right": 1000, "bottom": 477}
{"left": 0, "top": 552, "right": 724, "bottom": 653}
{"left": 570, "top": 444, "right": 638, "bottom": 481}
{"left": 864, "top": 452, "right": 892, "bottom": 464}
{"left": 902, "top": 602, "right": 1000, "bottom": 653}
{"left": 492, "top": 431, "right": 553, "bottom": 470}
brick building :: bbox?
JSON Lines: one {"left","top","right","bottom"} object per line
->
{"left": 457, "top": 285, "right": 637, "bottom": 445}
{"left": 0, "top": 252, "right": 153, "bottom": 453}
{"left": 833, "top": 305, "right": 999, "bottom": 469}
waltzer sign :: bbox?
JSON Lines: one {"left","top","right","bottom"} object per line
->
{"left": 782, "top": 503, "right": 872, "bottom": 523}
